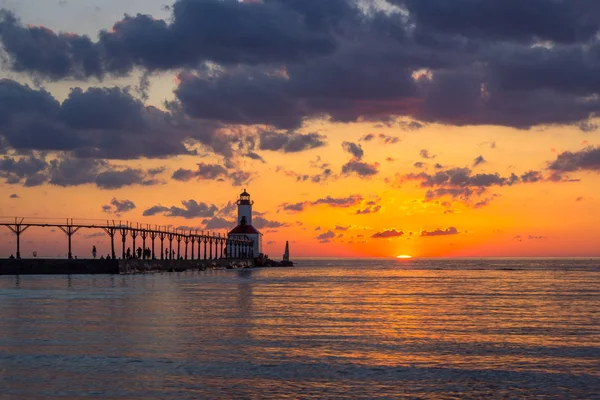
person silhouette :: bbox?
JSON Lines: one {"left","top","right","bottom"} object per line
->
{"left": 92, "top": 246, "right": 97, "bottom": 259}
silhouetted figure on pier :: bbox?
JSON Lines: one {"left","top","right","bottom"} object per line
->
{"left": 92, "top": 246, "right": 97, "bottom": 259}
{"left": 171, "top": 249, "right": 175, "bottom": 260}
{"left": 9, "top": 254, "right": 15, "bottom": 259}
{"left": 126, "top": 247, "right": 131, "bottom": 259}
{"left": 165, "top": 249, "right": 169, "bottom": 260}
{"left": 106, "top": 254, "right": 111, "bottom": 260}
{"left": 136, "top": 247, "right": 142, "bottom": 259}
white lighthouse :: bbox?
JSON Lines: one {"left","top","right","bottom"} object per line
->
{"left": 228, "top": 189, "right": 262, "bottom": 257}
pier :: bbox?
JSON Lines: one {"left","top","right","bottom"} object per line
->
{"left": 0, "top": 217, "right": 253, "bottom": 261}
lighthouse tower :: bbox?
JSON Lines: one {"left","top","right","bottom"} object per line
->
{"left": 228, "top": 189, "right": 262, "bottom": 257}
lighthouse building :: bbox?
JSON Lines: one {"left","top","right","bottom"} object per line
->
{"left": 228, "top": 190, "right": 262, "bottom": 257}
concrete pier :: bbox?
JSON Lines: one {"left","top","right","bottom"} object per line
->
{"left": 0, "top": 258, "right": 255, "bottom": 275}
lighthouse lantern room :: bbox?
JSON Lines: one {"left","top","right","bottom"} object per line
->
{"left": 228, "top": 189, "right": 262, "bottom": 257}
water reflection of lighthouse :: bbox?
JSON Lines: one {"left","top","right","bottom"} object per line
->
{"left": 227, "top": 190, "right": 263, "bottom": 258}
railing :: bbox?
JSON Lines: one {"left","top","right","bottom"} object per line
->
{"left": 0, "top": 217, "right": 253, "bottom": 260}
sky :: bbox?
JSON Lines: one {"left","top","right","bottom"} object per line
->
{"left": 0, "top": 0, "right": 599, "bottom": 259}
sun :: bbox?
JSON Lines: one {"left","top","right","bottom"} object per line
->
{"left": 396, "top": 255, "right": 412, "bottom": 259}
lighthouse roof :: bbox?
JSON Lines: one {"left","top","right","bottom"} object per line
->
{"left": 229, "top": 224, "right": 261, "bottom": 235}
{"left": 240, "top": 189, "right": 250, "bottom": 196}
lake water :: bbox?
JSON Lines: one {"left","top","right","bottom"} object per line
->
{"left": 0, "top": 259, "right": 599, "bottom": 399}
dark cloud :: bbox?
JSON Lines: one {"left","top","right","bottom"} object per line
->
{"left": 360, "top": 133, "right": 400, "bottom": 144}
{"left": 414, "top": 161, "right": 426, "bottom": 168}
{"left": 171, "top": 163, "right": 251, "bottom": 187}
{"left": 400, "top": 0, "right": 600, "bottom": 44}
{"left": 420, "top": 149, "right": 436, "bottom": 159}
{"left": 202, "top": 216, "right": 234, "bottom": 230}
{"left": 548, "top": 146, "right": 600, "bottom": 172}
{"left": 421, "top": 227, "right": 459, "bottom": 237}
{"left": 143, "top": 200, "right": 218, "bottom": 219}
{"left": 372, "top": 229, "right": 404, "bottom": 239}
{"left": 281, "top": 194, "right": 363, "bottom": 212}
{"left": 341, "top": 160, "right": 379, "bottom": 178}
{"left": 0, "top": 154, "right": 159, "bottom": 189}
{"left": 0, "top": 154, "right": 47, "bottom": 184}
{"left": 0, "top": 80, "right": 225, "bottom": 160}
{"left": 9, "top": 193, "right": 18, "bottom": 198}
{"left": 253, "top": 216, "right": 288, "bottom": 229}
{"left": 316, "top": 230, "right": 335, "bottom": 241}
{"left": 1, "top": 0, "right": 600, "bottom": 148}
{"left": 94, "top": 168, "right": 159, "bottom": 189}
{"left": 195, "top": 163, "right": 229, "bottom": 180}
{"left": 341, "top": 141, "right": 364, "bottom": 160}
{"left": 521, "top": 170, "right": 544, "bottom": 183}
{"left": 0, "top": 1, "right": 339, "bottom": 79}
{"left": 356, "top": 205, "right": 381, "bottom": 215}
{"left": 473, "top": 155, "right": 486, "bottom": 167}
{"left": 172, "top": 168, "right": 196, "bottom": 182}
{"left": 259, "top": 131, "right": 326, "bottom": 153}
{"left": 103, "top": 198, "right": 136, "bottom": 214}
{"left": 396, "top": 165, "right": 558, "bottom": 206}
{"left": 528, "top": 235, "right": 547, "bottom": 240}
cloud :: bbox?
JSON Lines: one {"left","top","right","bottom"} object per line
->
{"left": 473, "top": 155, "right": 486, "bottom": 167}
{"left": 372, "top": 229, "right": 404, "bottom": 239}
{"left": 281, "top": 194, "right": 363, "bottom": 212}
{"left": 341, "top": 160, "right": 379, "bottom": 178}
{"left": 0, "top": 154, "right": 160, "bottom": 189}
{"left": 360, "top": 134, "right": 400, "bottom": 144}
{"left": 9, "top": 193, "right": 19, "bottom": 198}
{"left": 0, "top": 1, "right": 339, "bottom": 79}
{"left": 397, "top": 164, "right": 561, "bottom": 206}
{"left": 341, "top": 141, "right": 364, "bottom": 160}
{"left": 103, "top": 198, "right": 136, "bottom": 214}
{"left": 528, "top": 235, "right": 547, "bottom": 240}
{"left": 521, "top": 170, "right": 544, "bottom": 183}
{"left": 171, "top": 162, "right": 251, "bottom": 186}
{"left": 400, "top": 0, "right": 600, "bottom": 44}
{"left": 420, "top": 149, "right": 436, "bottom": 159}
{"left": 548, "top": 146, "right": 600, "bottom": 172}
{"left": 259, "top": 131, "right": 326, "bottom": 153}
{"left": 1, "top": 1, "right": 600, "bottom": 135}
{"left": 201, "top": 216, "right": 235, "bottom": 230}
{"left": 316, "top": 230, "right": 335, "bottom": 241}
{"left": 421, "top": 227, "right": 459, "bottom": 237}
{"left": 253, "top": 216, "right": 288, "bottom": 229}
{"left": 0, "top": 80, "right": 252, "bottom": 162}
{"left": 356, "top": 205, "right": 381, "bottom": 214}
{"left": 143, "top": 200, "right": 218, "bottom": 219}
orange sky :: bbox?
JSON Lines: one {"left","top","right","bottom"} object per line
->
{"left": 1, "top": 118, "right": 598, "bottom": 259}
{"left": 0, "top": 1, "right": 599, "bottom": 258}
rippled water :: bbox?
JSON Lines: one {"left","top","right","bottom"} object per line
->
{"left": 1, "top": 259, "right": 599, "bottom": 399}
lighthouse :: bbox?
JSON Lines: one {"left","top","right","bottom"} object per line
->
{"left": 228, "top": 189, "right": 262, "bottom": 257}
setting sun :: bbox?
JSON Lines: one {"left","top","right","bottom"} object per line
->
{"left": 396, "top": 255, "right": 412, "bottom": 259}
